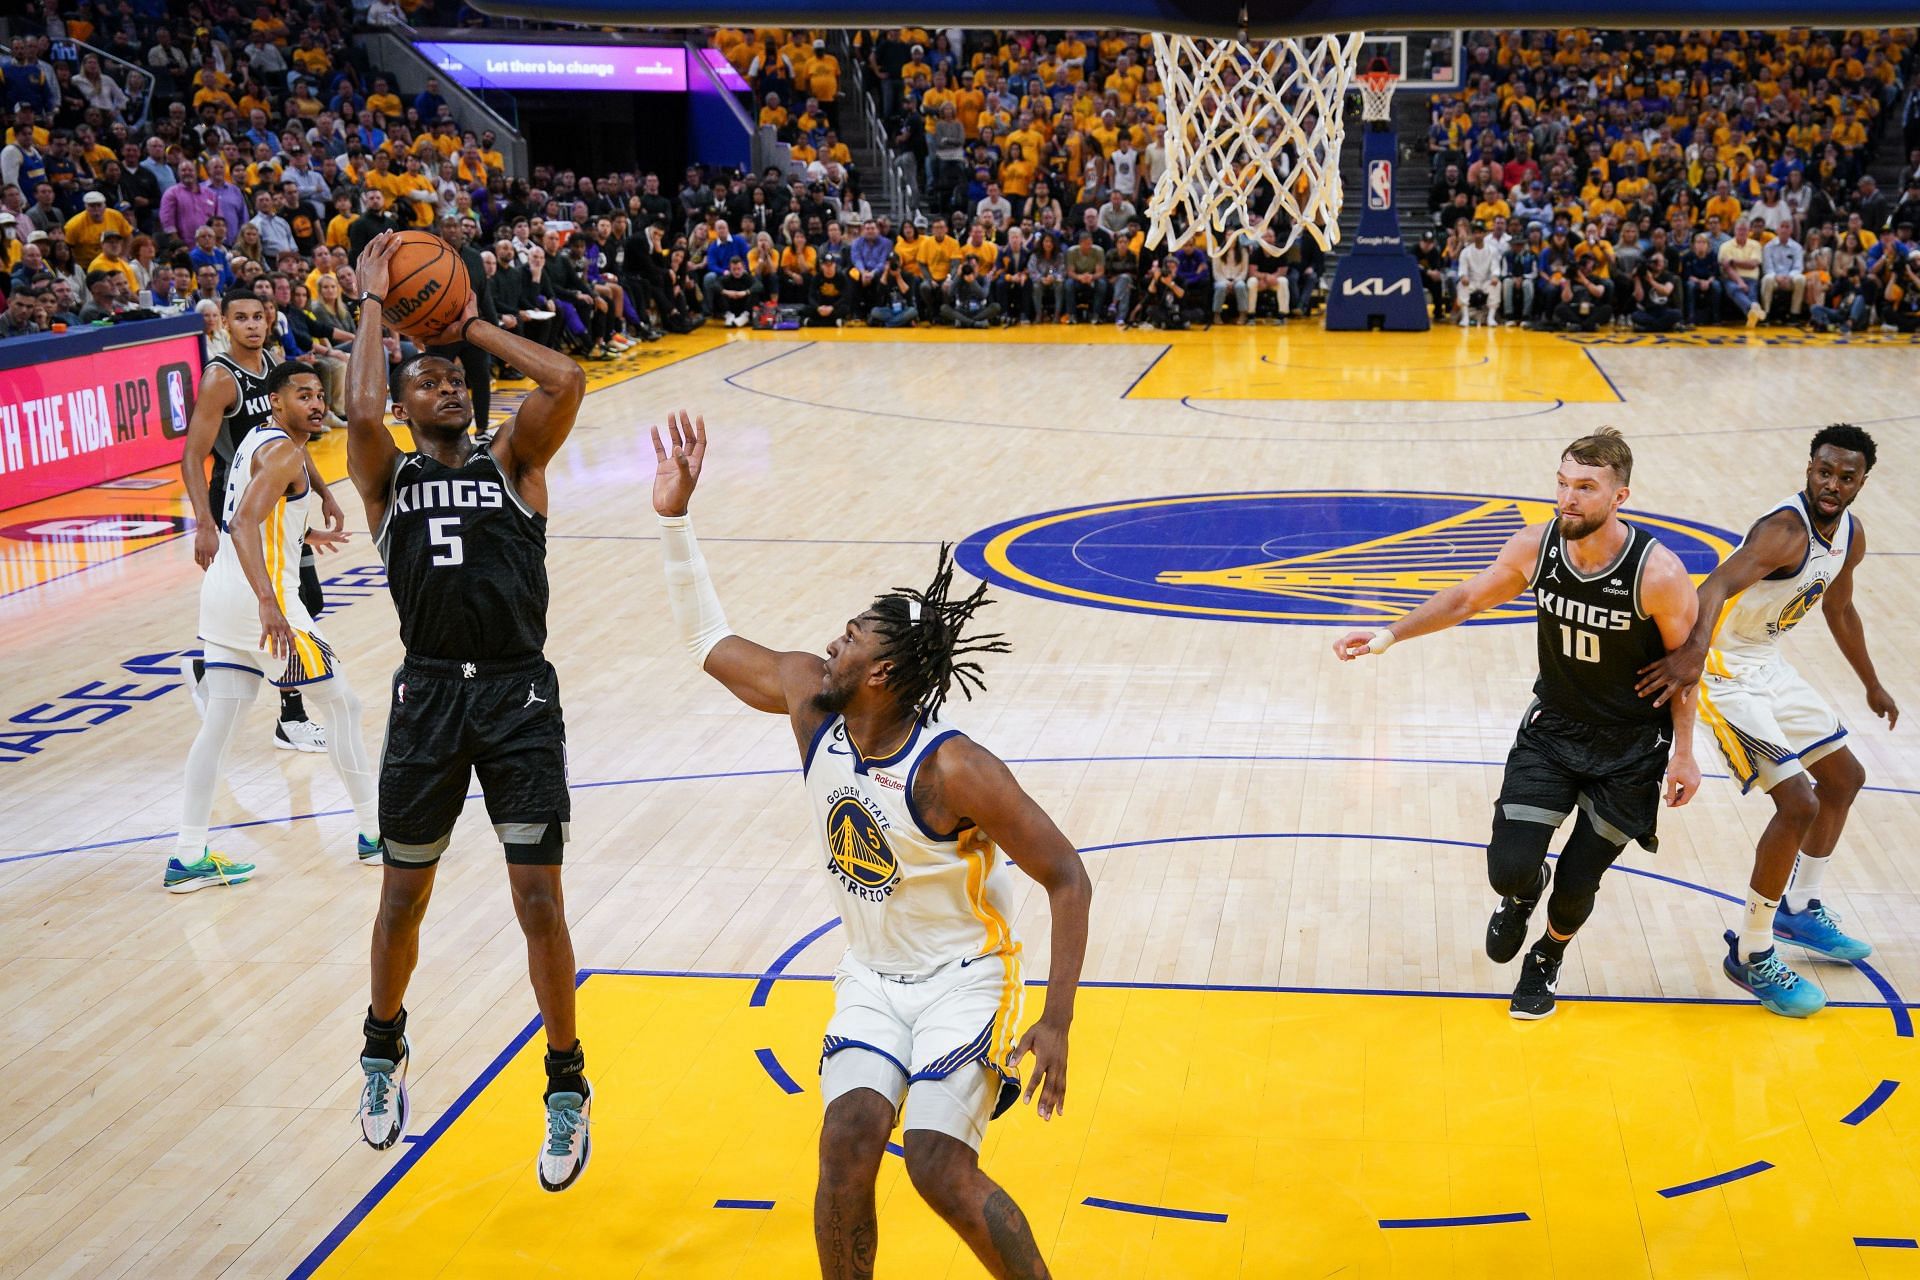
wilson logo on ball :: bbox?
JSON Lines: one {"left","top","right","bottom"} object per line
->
{"left": 387, "top": 279, "right": 442, "bottom": 321}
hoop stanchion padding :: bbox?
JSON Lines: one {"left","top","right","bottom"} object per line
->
{"left": 1146, "top": 32, "right": 1365, "bottom": 256}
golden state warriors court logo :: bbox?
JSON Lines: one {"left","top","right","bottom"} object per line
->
{"left": 826, "top": 788, "right": 900, "bottom": 901}
{"left": 958, "top": 492, "right": 1735, "bottom": 625}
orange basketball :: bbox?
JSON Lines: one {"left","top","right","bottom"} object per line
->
{"left": 382, "top": 230, "right": 470, "bottom": 342}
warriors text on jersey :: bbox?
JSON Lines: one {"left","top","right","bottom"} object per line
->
{"left": 802, "top": 712, "right": 1022, "bottom": 980}
{"left": 1710, "top": 492, "right": 1850, "bottom": 677}
{"left": 205, "top": 351, "right": 277, "bottom": 529}
{"left": 374, "top": 435, "right": 548, "bottom": 660}
{"left": 198, "top": 424, "right": 336, "bottom": 684}
{"left": 1528, "top": 520, "right": 1671, "bottom": 727}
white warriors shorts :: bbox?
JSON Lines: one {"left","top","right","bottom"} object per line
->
{"left": 1697, "top": 657, "right": 1848, "bottom": 794}
{"left": 819, "top": 950, "right": 1024, "bottom": 1151}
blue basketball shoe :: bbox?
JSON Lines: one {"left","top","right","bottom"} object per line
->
{"left": 1722, "top": 930, "right": 1827, "bottom": 1018}
{"left": 1772, "top": 900, "right": 1872, "bottom": 961}
{"left": 356, "top": 834, "right": 386, "bottom": 866}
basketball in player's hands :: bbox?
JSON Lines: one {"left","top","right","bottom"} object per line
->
{"left": 381, "top": 230, "right": 471, "bottom": 341}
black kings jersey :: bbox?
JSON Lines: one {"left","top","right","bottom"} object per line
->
{"left": 1529, "top": 520, "right": 1670, "bottom": 728}
{"left": 206, "top": 350, "right": 278, "bottom": 530}
{"left": 375, "top": 435, "right": 548, "bottom": 660}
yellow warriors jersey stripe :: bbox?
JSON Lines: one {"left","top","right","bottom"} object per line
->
{"left": 1696, "top": 686, "right": 1757, "bottom": 788}
{"left": 961, "top": 829, "right": 1023, "bottom": 1068}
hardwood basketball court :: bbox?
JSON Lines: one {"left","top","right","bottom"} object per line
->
{"left": 3, "top": 324, "right": 1918, "bottom": 1277}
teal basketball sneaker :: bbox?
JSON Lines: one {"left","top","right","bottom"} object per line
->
{"left": 163, "top": 850, "right": 256, "bottom": 893}
{"left": 1772, "top": 900, "right": 1872, "bottom": 961}
{"left": 1722, "top": 930, "right": 1827, "bottom": 1018}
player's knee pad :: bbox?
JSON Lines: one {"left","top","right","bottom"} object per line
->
{"left": 1486, "top": 812, "right": 1555, "bottom": 899}
{"left": 501, "top": 818, "right": 567, "bottom": 865}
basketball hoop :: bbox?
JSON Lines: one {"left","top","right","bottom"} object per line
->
{"left": 1357, "top": 66, "right": 1399, "bottom": 126}
{"left": 1145, "top": 31, "right": 1366, "bottom": 257}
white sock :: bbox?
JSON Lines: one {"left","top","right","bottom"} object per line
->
{"left": 1783, "top": 853, "right": 1829, "bottom": 914}
{"left": 1740, "top": 890, "right": 1781, "bottom": 961}
{"left": 305, "top": 676, "right": 380, "bottom": 842}
{"left": 176, "top": 669, "right": 258, "bottom": 862}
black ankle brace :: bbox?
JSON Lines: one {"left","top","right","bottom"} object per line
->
{"left": 363, "top": 1006, "right": 407, "bottom": 1059}
{"left": 544, "top": 1040, "right": 587, "bottom": 1100}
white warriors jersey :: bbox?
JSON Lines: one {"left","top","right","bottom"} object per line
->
{"left": 198, "top": 424, "right": 333, "bottom": 681}
{"left": 1710, "top": 492, "right": 1852, "bottom": 675}
{"left": 802, "top": 712, "right": 1022, "bottom": 979}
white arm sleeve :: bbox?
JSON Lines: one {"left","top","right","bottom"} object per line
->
{"left": 658, "top": 513, "right": 734, "bottom": 665}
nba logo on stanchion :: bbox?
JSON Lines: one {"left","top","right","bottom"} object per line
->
{"left": 1367, "top": 160, "right": 1392, "bottom": 211}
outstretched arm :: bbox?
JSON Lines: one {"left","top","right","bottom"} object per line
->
{"left": 1638, "top": 545, "right": 1702, "bottom": 806}
{"left": 1635, "top": 509, "right": 1805, "bottom": 706}
{"left": 1332, "top": 523, "right": 1542, "bottom": 660}
{"left": 653, "top": 411, "right": 826, "bottom": 719}
{"left": 228, "top": 438, "right": 309, "bottom": 659}
{"left": 1822, "top": 518, "right": 1897, "bottom": 728}
{"left": 182, "top": 363, "right": 238, "bottom": 568}
{"left": 921, "top": 736, "right": 1089, "bottom": 1121}
{"left": 346, "top": 232, "right": 403, "bottom": 522}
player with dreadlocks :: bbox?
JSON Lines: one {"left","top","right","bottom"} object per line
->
{"left": 652, "top": 412, "right": 1090, "bottom": 1280}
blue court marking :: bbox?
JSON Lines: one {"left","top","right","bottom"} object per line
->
{"left": 1177, "top": 395, "right": 1570, "bottom": 431}
{"left": 754, "top": 1047, "right": 803, "bottom": 1096}
{"left": 1656, "top": 1160, "right": 1775, "bottom": 1199}
{"left": 1378, "top": 1212, "right": 1531, "bottom": 1229}
{"left": 1118, "top": 344, "right": 1171, "bottom": 399}
{"left": 1841, "top": 1079, "right": 1900, "bottom": 1125}
{"left": 751, "top": 917, "right": 843, "bottom": 1008}
{"left": 1083, "top": 1196, "right": 1229, "bottom": 1224}
{"left": 886, "top": 1141, "right": 906, "bottom": 1158}
{"left": 286, "top": 1006, "right": 548, "bottom": 1280}
{"left": 714, "top": 1199, "right": 776, "bottom": 1210}
{"left": 1855, "top": 1237, "right": 1919, "bottom": 1248}
{"left": 1583, "top": 347, "right": 1628, "bottom": 402}
{"left": 20, "top": 750, "right": 1920, "bottom": 869}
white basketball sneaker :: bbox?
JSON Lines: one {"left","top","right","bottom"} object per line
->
{"left": 275, "top": 718, "right": 327, "bottom": 752}
{"left": 358, "top": 1039, "right": 411, "bottom": 1150}
{"left": 538, "top": 1089, "right": 591, "bottom": 1191}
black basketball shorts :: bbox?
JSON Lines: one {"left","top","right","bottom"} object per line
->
{"left": 378, "top": 653, "right": 570, "bottom": 866}
{"left": 1496, "top": 700, "right": 1668, "bottom": 852}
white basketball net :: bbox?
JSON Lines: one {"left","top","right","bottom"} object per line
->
{"left": 1146, "top": 32, "right": 1366, "bottom": 256}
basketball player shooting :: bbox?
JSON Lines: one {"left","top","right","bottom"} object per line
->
{"left": 166, "top": 361, "right": 383, "bottom": 892}
{"left": 1334, "top": 430, "right": 1701, "bottom": 1020}
{"left": 342, "top": 231, "right": 593, "bottom": 1191}
{"left": 652, "top": 412, "right": 1091, "bottom": 1280}
{"left": 1636, "top": 424, "right": 1895, "bottom": 1018}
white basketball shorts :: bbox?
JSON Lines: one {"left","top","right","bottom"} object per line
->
{"left": 1697, "top": 657, "right": 1847, "bottom": 794}
{"left": 818, "top": 949, "right": 1024, "bottom": 1151}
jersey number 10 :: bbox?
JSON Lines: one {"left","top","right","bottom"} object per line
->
{"left": 429, "top": 516, "right": 464, "bottom": 566}
{"left": 1558, "top": 623, "right": 1601, "bottom": 663}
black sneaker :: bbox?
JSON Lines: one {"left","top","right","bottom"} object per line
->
{"left": 1485, "top": 867, "right": 1548, "bottom": 962}
{"left": 1509, "top": 947, "right": 1562, "bottom": 1020}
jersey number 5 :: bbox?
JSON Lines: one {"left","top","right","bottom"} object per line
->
{"left": 1558, "top": 623, "right": 1601, "bottom": 663}
{"left": 429, "top": 516, "right": 464, "bottom": 566}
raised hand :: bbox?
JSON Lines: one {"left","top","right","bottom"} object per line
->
{"left": 356, "top": 230, "right": 399, "bottom": 300}
{"left": 650, "top": 410, "right": 707, "bottom": 518}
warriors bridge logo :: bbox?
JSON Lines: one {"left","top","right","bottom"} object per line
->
{"left": 957, "top": 491, "right": 1735, "bottom": 626}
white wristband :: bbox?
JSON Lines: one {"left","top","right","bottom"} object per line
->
{"left": 1366, "top": 627, "right": 1396, "bottom": 654}
{"left": 658, "top": 512, "right": 734, "bottom": 665}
